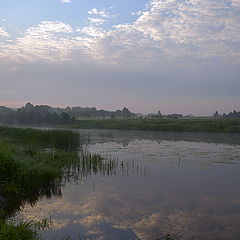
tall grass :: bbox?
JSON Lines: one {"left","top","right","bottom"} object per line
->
{"left": 0, "top": 127, "right": 80, "bottom": 198}
{"left": 0, "top": 126, "right": 80, "bottom": 150}
{"left": 0, "top": 218, "right": 51, "bottom": 240}
{"left": 0, "top": 127, "right": 84, "bottom": 239}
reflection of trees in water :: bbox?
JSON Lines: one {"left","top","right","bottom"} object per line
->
{"left": 79, "top": 129, "right": 240, "bottom": 146}
{"left": 3, "top": 179, "right": 62, "bottom": 220}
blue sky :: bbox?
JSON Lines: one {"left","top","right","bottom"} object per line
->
{"left": 0, "top": 0, "right": 147, "bottom": 31}
{"left": 0, "top": 0, "right": 240, "bottom": 115}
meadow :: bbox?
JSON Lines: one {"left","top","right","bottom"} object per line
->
{"left": 63, "top": 118, "right": 240, "bottom": 133}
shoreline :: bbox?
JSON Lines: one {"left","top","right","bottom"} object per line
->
{"left": 60, "top": 118, "right": 240, "bottom": 134}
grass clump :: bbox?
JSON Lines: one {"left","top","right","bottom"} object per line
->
{"left": 0, "top": 218, "right": 51, "bottom": 240}
{"left": 0, "top": 220, "right": 40, "bottom": 240}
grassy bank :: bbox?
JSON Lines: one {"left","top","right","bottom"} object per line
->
{"left": 0, "top": 126, "right": 82, "bottom": 239}
{"left": 0, "top": 126, "right": 80, "bottom": 196}
{"left": 63, "top": 118, "right": 240, "bottom": 133}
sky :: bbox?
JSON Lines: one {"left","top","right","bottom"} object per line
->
{"left": 0, "top": 0, "right": 240, "bottom": 115}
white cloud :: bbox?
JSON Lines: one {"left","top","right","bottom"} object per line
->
{"left": 60, "top": 0, "right": 71, "bottom": 3}
{"left": 0, "top": 27, "right": 9, "bottom": 37}
{"left": 78, "top": 26, "right": 106, "bottom": 38}
{"left": 87, "top": 8, "right": 116, "bottom": 27}
{"left": 0, "top": 21, "right": 74, "bottom": 62}
{"left": 25, "top": 21, "right": 73, "bottom": 34}
{"left": 88, "top": 8, "right": 111, "bottom": 18}
{"left": 132, "top": 11, "right": 143, "bottom": 16}
{"left": 88, "top": 17, "right": 106, "bottom": 25}
{"left": 104, "top": 0, "right": 240, "bottom": 63}
{"left": 1, "top": 0, "right": 240, "bottom": 66}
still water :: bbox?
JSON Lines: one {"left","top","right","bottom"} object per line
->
{"left": 20, "top": 130, "right": 240, "bottom": 240}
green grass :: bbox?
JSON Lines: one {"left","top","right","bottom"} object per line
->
{"left": 0, "top": 126, "right": 81, "bottom": 197}
{"left": 0, "top": 126, "right": 80, "bottom": 150}
{"left": 0, "top": 218, "right": 51, "bottom": 240}
{"left": 63, "top": 118, "right": 240, "bottom": 133}
{"left": 0, "top": 126, "right": 84, "bottom": 240}
{"left": 0, "top": 220, "right": 40, "bottom": 240}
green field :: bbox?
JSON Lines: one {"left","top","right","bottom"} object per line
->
{"left": 63, "top": 118, "right": 240, "bottom": 133}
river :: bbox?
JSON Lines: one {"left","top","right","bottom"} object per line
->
{"left": 18, "top": 130, "right": 240, "bottom": 240}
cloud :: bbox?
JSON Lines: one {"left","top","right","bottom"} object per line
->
{"left": 108, "top": 0, "right": 240, "bottom": 62}
{"left": 1, "top": 0, "right": 240, "bottom": 67}
{"left": 132, "top": 11, "right": 143, "bottom": 16}
{"left": 60, "top": 0, "right": 72, "bottom": 3}
{"left": 88, "top": 8, "right": 111, "bottom": 18}
{"left": 0, "top": 21, "right": 74, "bottom": 62}
{"left": 0, "top": 27, "right": 9, "bottom": 37}
{"left": 88, "top": 17, "right": 106, "bottom": 25}
{"left": 25, "top": 20, "right": 73, "bottom": 34}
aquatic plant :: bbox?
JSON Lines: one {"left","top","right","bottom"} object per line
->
{"left": 0, "top": 218, "right": 50, "bottom": 240}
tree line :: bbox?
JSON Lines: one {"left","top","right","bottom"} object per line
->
{"left": 213, "top": 110, "right": 240, "bottom": 119}
{"left": 0, "top": 103, "right": 136, "bottom": 125}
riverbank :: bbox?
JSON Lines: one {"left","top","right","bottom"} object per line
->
{"left": 62, "top": 118, "right": 240, "bottom": 133}
{"left": 0, "top": 126, "right": 82, "bottom": 240}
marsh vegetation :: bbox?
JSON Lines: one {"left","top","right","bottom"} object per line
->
{"left": 0, "top": 127, "right": 147, "bottom": 240}
{"left": 0, "top": 127, "right": 108, "bottom": 239}
{"left": 1, "top": 127, "right": 240, "bottom": 240}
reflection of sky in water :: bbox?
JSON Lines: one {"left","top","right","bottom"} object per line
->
{"left": 20, "top": 130, "right": 240, "bottom": 240}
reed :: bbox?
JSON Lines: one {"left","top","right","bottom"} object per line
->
{"left": 0, "top": 127, "right": 83, "bottom": 240}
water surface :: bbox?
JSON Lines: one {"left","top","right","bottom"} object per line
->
{"left": 19, "top": 130, "right": 240, "bottom": 240}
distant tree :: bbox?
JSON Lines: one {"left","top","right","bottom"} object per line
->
{"left": 157, "top": 111, "right": 163, "bottom": 118}
{"left": 213, "top": 111, "right": 220, "bottom": 118}
{"left": 60, "top": 112, "right": 71, "bottom": 124}
{"left": 24, "top": 103, "right": 34, "bottom": 111}
{"left": 223, "top": 110, "right": 240, "bottom": 119}
{"left": 167, "top": 114, "right": 183, "bottom": 119}
{"left": 0, "top": 103, "right": 137, "bottom": 124}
